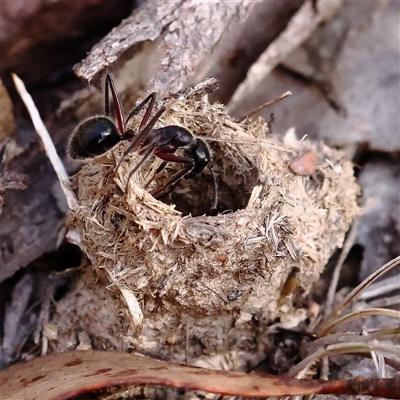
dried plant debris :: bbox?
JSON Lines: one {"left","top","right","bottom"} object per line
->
{"left": 0, "top": 140, "right": 28, "bottom": 215}
{"left": 0, "top": 79, "right": 16, "bottom": 141}
{"left": 66, "top": 86, "right": 360, "bottom": 367}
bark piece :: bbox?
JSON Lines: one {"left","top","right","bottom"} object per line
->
{"left": 74, "top": 0, "right": 256, "bottom": 97}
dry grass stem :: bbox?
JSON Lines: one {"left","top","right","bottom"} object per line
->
{"left": 319, "top": 308, "right": 400, "bottom": 338}
{"left": 358, "top": 275, "right": 400, "bottom": 300}
{"left": 317, "top": 255, "right": 400, "bottom": 336}
{"left": 235, "top": 91, "right": 292, "bottom": 122}
{"left": 320, "top": 219, "right": 359, "bottom": 378}
{"left": 305, "top": 327, "right": 400, "bottom": 355}
{"left": 368, "top": 295, "right": 400, "bottom": 309}
{"left": 289, "top": 342, "right": 400, "bottom": 379}
{"left": 325, "top": 220, "right": 360, "bottom": 316}
{"left": 12, "top": 73, "right": 79, "bottom": 212}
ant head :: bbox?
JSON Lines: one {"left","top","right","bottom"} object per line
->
{"left": 185, "top": 138, "right": 212, "bottom": 178}
{"left": 68, "top": 116, "right": 121, "bottom": 160}
{"left": 195, "top": 138, "right": 212, "bottom": 166}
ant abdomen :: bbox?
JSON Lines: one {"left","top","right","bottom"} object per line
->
{"left": 68, "top": 116, "right": 121, "bottom": 160}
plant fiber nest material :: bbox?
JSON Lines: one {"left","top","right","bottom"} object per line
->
{"left": 67, "top": 90, "right": 359, "bottom": 364}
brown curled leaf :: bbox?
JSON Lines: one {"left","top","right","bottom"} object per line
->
{"left": 1, "top": 350, "right": 399, "bottom": 400}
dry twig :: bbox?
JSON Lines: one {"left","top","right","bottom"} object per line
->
{"left": 12, "top": 73, "right": 79, "bottom": 212}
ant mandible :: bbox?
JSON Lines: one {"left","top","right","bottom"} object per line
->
{"left": 68, "top": 74, "right": 218, "bottom": 210}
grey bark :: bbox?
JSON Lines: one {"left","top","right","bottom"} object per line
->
{"left": 74, "top": 0, "right": 255, "bottom": 96}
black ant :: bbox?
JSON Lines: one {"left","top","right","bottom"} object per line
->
{"left": 68, "top": 74, "right": 218, "bottom": 210}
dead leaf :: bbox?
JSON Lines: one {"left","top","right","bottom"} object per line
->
{"left": 1, "top": 350, "right": 399, "bottom": 400}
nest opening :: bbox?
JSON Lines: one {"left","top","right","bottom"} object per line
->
{"left": 153, "top": 150, "right": 258, "bottom": 216}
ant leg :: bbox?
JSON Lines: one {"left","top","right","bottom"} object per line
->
{"left": 124, "top": 145, "right": 157, "bottom": 192}
{"left": 152, "top": 154, "right": 218, "bottom": 211}
{"left": 125, "top": 151, "right": 193, "bottom": 193}
{"left": 114, "top": 106, "right": 166, "bottom": 175}
{"left": 155, "top": 167, "right": 218, "bottom": 212}
{"left": 155, "top": 163, "right": 218, "bottom": 210}
{"left": 126, "top": 92, "right": 157, "bottom": 131}
{"left": 123, "top": 107, "right": 166, "bottom": 156}
{"left": 149, "top": 152, "right": 195, "bottom": 198}
{"left": 151, "top": 164, "right": 193, "bottom": 199}
{"left": 105, "top": 74, "right": 124, "bottom": 135}
{"left": 120, "top": 94, "right": 161, "bottom": 142}
{"left": 145, "top": 161, "right": 168, "bottom": 188}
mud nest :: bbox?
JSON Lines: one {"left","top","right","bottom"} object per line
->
{"left": 67, "top": 83, "right": 359, "bottom": 367}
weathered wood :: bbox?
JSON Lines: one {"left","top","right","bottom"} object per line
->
{"left": 74, "top": 0, "right": 255, "bottom": 97}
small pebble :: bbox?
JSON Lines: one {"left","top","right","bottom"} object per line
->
{"left": 289, "top": 151, "right": 317, "bottom": 176}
